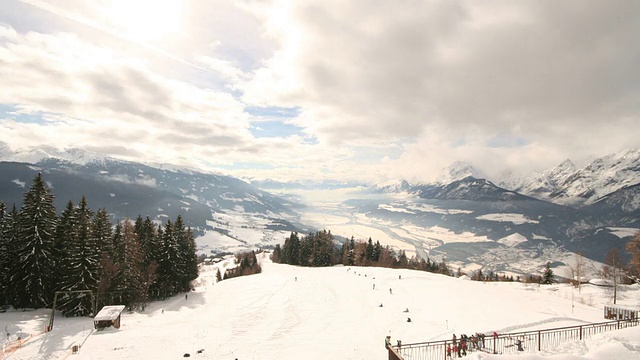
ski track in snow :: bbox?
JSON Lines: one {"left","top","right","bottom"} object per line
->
{"left": 1, "top": 258, "right": 639, "bottom": 360}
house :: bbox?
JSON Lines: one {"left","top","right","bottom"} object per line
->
{"left": 93, "top": 305, "right": 126, "bottom": 330}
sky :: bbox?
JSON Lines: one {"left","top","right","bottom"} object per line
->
{"left": 2, "top": 257, "right": 639, "bottom": 359}
{"left": 0, "top": 0, "right": 639, "bottom": 184}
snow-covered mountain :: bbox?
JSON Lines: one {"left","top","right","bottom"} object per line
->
{"left": 436, "top": 161, "right": 486, "bottom": 184}
{"left": 369, "top": 179, "right": 414, "bottom": 194}
{"left": 550, "top": 149, "right": 640, "bottom": 205}
{"left": 492, "top": 150, "right": 640, "bottom": 207}
{"left": 2, "top": 144, "right": 639, "bottom": 271}
{"left": 508, "top": 159, "right": 578, "bottom": 200}
{"left": 0, "top": 147, "right": 308, "bottom": 241}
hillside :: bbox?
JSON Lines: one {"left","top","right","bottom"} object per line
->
{"left": 1, "top": 257, "right": 639, "bottom": 360}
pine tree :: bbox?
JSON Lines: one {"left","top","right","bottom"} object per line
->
{"left": 0, "top": 202, "right": 7, "bottom": 304}
{"left": 13, "top": 173, "right": 58, "bottom": 309}
{"left": 58, "top": 197, "right": 99, "bottom": 316}
{"left": 91, "top": 208, "right": 113, "bottom": 259}
{"left": 174, "top": 216, "right": 198, "bottom": 293}
{"left": 365, "top": 238, "right": 374, "bottom": 262}
{"left": 156, "top": 219, "right": 179, "bottom": 299}
{"left": 119, "top": 219, "right": 145, "bottom": 309}
{"left": 1, "top": 205, "right": 19, "bottom": 305}
{"left": 216, "top": 268, "right": 222, "bottom": 282}
{"left": 542, "top": 262, "right": 555, "bottom": 284}
{"left": 271, "top": 244, "right": 282, "bottom": 263}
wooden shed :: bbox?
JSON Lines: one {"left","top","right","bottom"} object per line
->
{"left": 94, "top": 305, "right": 126, "bottom": 330}
{"left": 604, "top": 305, "right": 639, "bottom": 320}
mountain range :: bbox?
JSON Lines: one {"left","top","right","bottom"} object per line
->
{"left": 1, "top": 143, "right": 638, "bottom": 275}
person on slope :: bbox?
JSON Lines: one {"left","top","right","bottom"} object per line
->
{"left": 515, "top": 339, "right": 523, "bottom": 351}
{"left": 385, "top": 336, "right": 392, "bottom": 349}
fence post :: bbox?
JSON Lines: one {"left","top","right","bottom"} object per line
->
{"left": 538, "top": 331, "right": 541, "bottom": 351}
{"left": 579, "top": 325, "right": 582, "bottom": 340}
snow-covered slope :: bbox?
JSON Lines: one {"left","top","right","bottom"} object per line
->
{"left": 513, "top": 159, "right": 578, "bottom": 200}
{"left": 1, "top": 259, "right": 639, "bottom": 360}
{"left": 551, "top": 149, "right": 640, "bottom": 204}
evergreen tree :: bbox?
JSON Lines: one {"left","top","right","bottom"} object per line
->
{"left": 271, "top": 244, "right": 282, "bottom": 263}
{"left": 216, "top": 268, "right": 222, "bottom": 282}
{"left": 58, "top": 196, "right": 99, "bottom": 316}
{"left": 365, "top": 238, "right": 374, "bottom": 262}
{"left": 119, "top": 219, "right": 145, "bottom": 309}
{"left": 0, "top": 205, "right": 19, "bottom": 305}
{"left": 372, "top": 240, "right": 382, "bottom": 262}
{"left": 175, "top": 216, "right": 198, "bottom": 293}
{"left": 91, "top": 208, "right": 113, "bottom": 259}
{"left": 282, "top": 232, "right": 300, "bottom": 265}
{"left": 0, "top": 202, "right": 7, "bottom": 304}
{"left": 542, "top": 262, "right": 555, "bottom": 284}
{"left": 156, "top": 219, "right": 179, "bottom": 299}
{"left": 54, "top": 201, "right": 77, "bottom": 290}
{"left": 299, "top": 233, "right": 313, "bottom": 266}
{"left": 13, "top": 173, "right": 58, "bottom": 309}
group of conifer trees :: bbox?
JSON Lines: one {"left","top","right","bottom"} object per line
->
{"left": 223, "top": 250, "right": 262, "bottom": 279}
{"left": 272, "top": 232, "right": 450, "bottom": 275}
{"left": 272, "top": 230, "right": 340, "bottom": 267}
{"left": 0, "top": 173, "right": 198, "bottom": 316}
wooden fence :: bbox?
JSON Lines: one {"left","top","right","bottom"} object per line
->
{"left": 389, "top": 318, "right": 639, "bottom": 360}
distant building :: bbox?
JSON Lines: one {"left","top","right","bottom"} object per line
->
{"left": 94, "top": 305, "right": 126, "bottom": 330}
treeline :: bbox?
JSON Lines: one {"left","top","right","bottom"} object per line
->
{"left": 223, "top": 251, "right": 262, "bottom": 280}
{"left": 271, "top": 232, "right": 450, "bottom": 275}
{"left": 0, "top": 173, "right": 198, "bottom": 316}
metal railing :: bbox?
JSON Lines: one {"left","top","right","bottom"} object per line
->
{"left": 390, "top": 319, "right": 639, "bottom": 360}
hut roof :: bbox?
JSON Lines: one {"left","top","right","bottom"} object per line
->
{"left": 94, "top": 305, "right": 126, "bottom": 321}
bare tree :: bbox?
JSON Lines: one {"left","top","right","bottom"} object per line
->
{"left": 603, "top": 247, "right": 624, "bottom": 304}
{"left": 566, "top": 253, "right": 585, "bottom": 293}
{"left": 626, "top": 230, "right": 640, "bottom": 282}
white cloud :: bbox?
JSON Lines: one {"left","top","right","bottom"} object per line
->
{"left": 1, "top": 1, "right": 639, "bottom": 184}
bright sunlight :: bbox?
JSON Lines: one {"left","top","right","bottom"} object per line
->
{"left": 102, "top": 0, "right": 185, "bottom": 42}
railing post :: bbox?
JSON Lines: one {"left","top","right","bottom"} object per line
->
{"left": 538, "top": 330, "right": 541, "bottom": 351}
{"left": 579, "top": 325, "right": 582, "bottom": 340}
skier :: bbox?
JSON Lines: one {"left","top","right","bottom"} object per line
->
{"left": 373, "top": 283, "right": 375, "bottom": 290}
{"left": 515, "top": 339, "right": 523, "bottom": 351}
{"left": 389, "top": 288, "right": 393, "bottom": 294}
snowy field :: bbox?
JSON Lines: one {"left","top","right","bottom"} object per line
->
{"left": 1, "top": 255, "right": 639, "bottom": 360}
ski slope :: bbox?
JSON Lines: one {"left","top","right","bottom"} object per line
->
{"left": 1, "top": 255, "right": 639, "bottom": 360}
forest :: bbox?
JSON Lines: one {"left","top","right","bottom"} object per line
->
{"left": 0, "top": 173, "right": 199, "bottom": 316}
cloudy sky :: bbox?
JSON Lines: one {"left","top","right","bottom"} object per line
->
{"left": 0, "top": 0, "right": 638, "bottom": 183}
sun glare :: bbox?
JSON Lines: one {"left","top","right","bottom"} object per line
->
{"left": 104, "top": 0, "right": 185, "bottom": 42}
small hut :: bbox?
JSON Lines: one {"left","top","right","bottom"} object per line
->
{"left": 604, "top": 305, "right": 639, "bottom": 320}
{"left": 94, "top": 305, "right": 126, "bottom": 330}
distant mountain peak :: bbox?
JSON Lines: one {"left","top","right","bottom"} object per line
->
{"left": 437, "top": 161, "right": 485, "bottom": 184}
{"left": 372, "top": 179, "right": 413, "bottom": 194}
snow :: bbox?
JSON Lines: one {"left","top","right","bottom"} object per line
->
{"left": 11, "top": 178, "right": 25, "bottom": 188}
{"left": 2, "top": 258, "right": 639, "bottom": 360}
{"left": 606, "top": 227, "right": 638, "bottom": 239}
{"left": 94, "top": 305, "right": 125, "bottom": 321}
{"left": 476, "top": 213, "right": 539, "bottom": 225}
{"left": 498, "top": 233, "right": 528, "bottom": 247}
